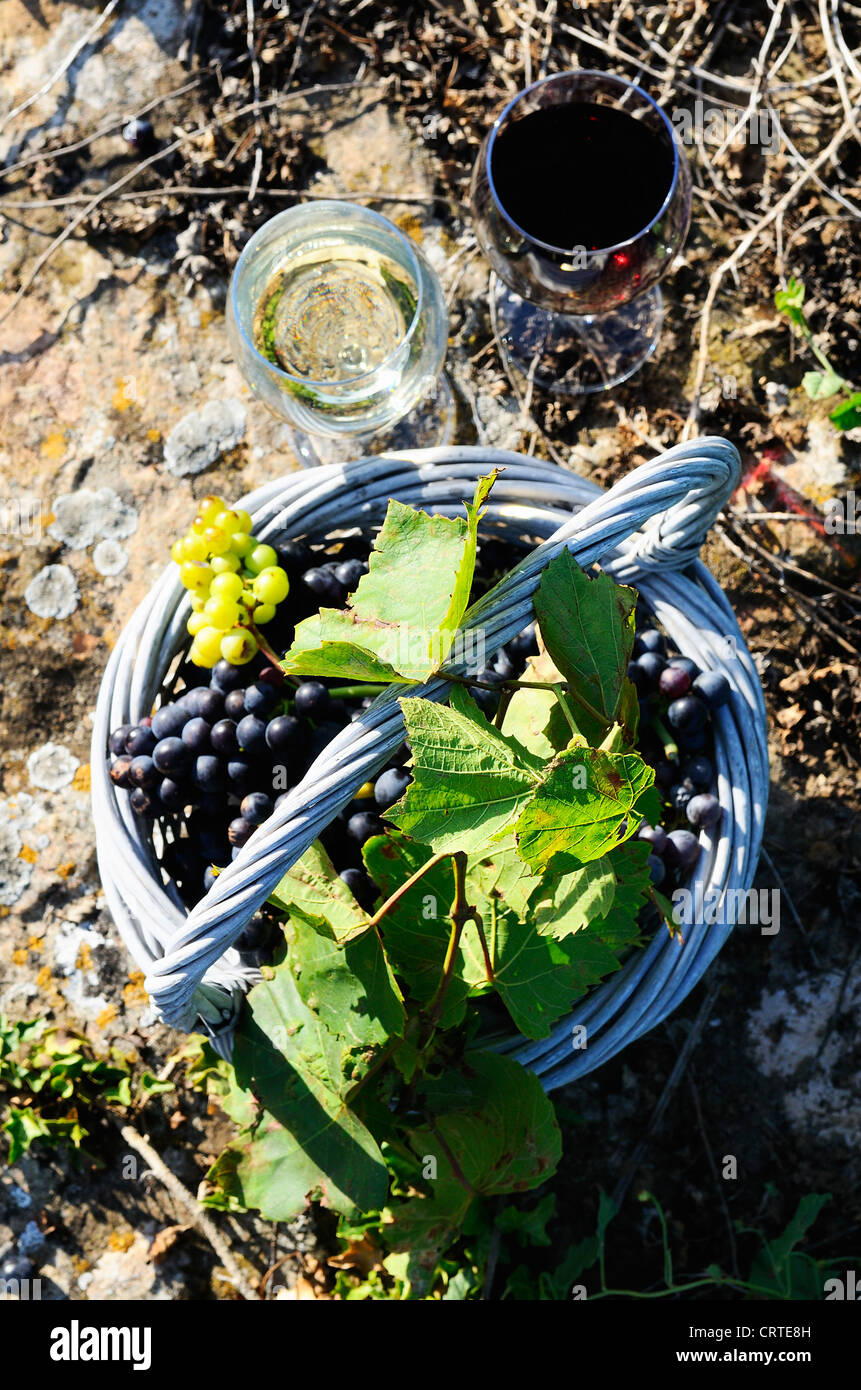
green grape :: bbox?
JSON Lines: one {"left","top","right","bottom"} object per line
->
{"left": 187, "top": 611, "right": 210, "bottom": 636}
{"left": 189, "top": 593, "right": 207, "bottom": 613}
{"left": 204, "top": 527, "right": 230, "bottom": 556}
{"left": 210, "top": 553, "right": 241, "bottom": 575}
{"left": 183, "top": 534, "right": 208, "bottom": 563}
{"left": 221, "top": 630, "right": 258, "bottom": 665}
{"left": 180, "top": 561, "right": 213, "bottom": 592}
{"left": 230, "top": 532, "right": 255, "bottom": 559}
{"left": 214, "top": 509, "right": 241, "bottom": 534}
{"left": 171, "top": 539, "right": 186, "bottom": 564}
{"left": 232, "top": 509, "right": 253, "bottom": 533}
{"left": 210, "top": 572, "right": 244, "bottom": 601}
{"left": 204, "top": 595, "right": 242, "bottom": 629}
{"left": 198, "top": 495, "right": 226, "bottom": 522}
{"left": 247, "top": 543, "right": 278, "bottom": 575}
{"left": 252, "top": 602, "right": 276, "bottom": 625}
{"left": 252, "top": 566, "right": 289, "bottom": 605}
{"left": 190, "top": 626, "right": 224, "bottom": 666}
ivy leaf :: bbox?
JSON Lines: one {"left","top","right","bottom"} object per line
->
{"left": 284, "top": 914, "right": 405, "bottom": 1049}
{"left": 830, "top": 392, "right": 861, "bottom": 431}
{"left": 802, "top": 368, "right": 845, "bottom": 400}
{"left": 231, "top": 956, "right": 388, "bottom": 1220}
{"left": 361, "top": 832, "right": 472, "bottom": 1028}
{"left": 282, "top": 476, "right": 496, "bottom": 683}
{"left": 387, "top": 1053, "right": 561, "bottom": 1293}
{"left": 268, "top": 840, "right": 371, "bottom": 945}
{"left": 389, "top": 687, "right": 543, "bottom": 855}
{"left": 533, "top": 551, "right": 637, "bottom": 743}
{"left": 515, "top": 747, "right": 655, "bottom": 872}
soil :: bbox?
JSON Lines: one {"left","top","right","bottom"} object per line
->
{"left": 0, "top": 0, "right": 860, "bottom": 1299}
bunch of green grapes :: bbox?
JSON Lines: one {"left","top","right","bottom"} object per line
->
{"left": 170, "top": 494, "right": 290, "bottom": 667}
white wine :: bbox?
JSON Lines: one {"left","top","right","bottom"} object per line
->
{"left": 252, "top": 246, "right": 418, "bottom": 382}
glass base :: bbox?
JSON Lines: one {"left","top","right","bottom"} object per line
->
{"left": 490, "top": 276, "right": 664, "bottom": 396}
{"left": 287, "top": 375, "right": 456, "bottom": 467}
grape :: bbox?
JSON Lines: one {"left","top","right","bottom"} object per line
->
{"left": 693, "top": 671, "right": 731, "bottom": 709}
{"left": 683, "top": 755, "right": 714, "bottom": 789}
{"left": 129, "top": 755, "right": 159, "bottom": 788}
{"left": 686, "top": 793, "right": 721, "bottom": 829}
{"left": 635, "top": 652, "right": 665, "bottom": 686}
{"left": 667, "top": 656, "right": 699, "bottom": 681}
{"left": 151, "top": 703, "right": 188, "bottom": 740}
{"left": 636, "top": 822, "right": 669, "bottom": 855}
{"left": 635, "top": 629, "right": 666, "bottom": 656}
{"left": 294, "top": 681, "right": 330, "bottom": 719}
{"left": 339, "top": 867, "right": 377, "bottom": 910}
{"left": 153, "top": 737, "right": 192, "bottom": 776}
{"left": 109, "top": 724, "right": 134, "bottom": 756}
{"left": 647, "top": 854, "right": 666, "bottom": 887}
{"left": 241, "top": 792, "right": 273, "bottom": 826}
{"left": 244, "top": 682, "right": 279, "bottom": 718}
{"left": 192, "top": 755, "right": 225, "bottom": 792}
{"left": 200, "top": 831, "right": 231, "bottom": 866}
{"left": 247, "top": 543, "right": 279, "bottom": 575}
{"left": 308, "top": 721, "right": 343, "bottom": 760}
{"left": 123, "top": 726, "right": 154, "bottom": 757}
{"left": 193, "top": 687, "right": 225, "bottom": 723}
{"left": 210, "top": 553, "right": 242, "bottom": 576}
{"left": 130, "top": 786, "right": 157, "bottom": 815}
{"left": 265, "top": 714, "right": 299, "bottom": 752}
{"left": 221, "top": 631, "right": 258, "bottom": 665}
{"left": 204, "top": 595, "right": 242, "bottom": 630}
{"left": 659, "top": 666, "right": 691, "bottom": 699}
{"left": 665, "top": 828, "right": 700, "bottom": 871}
{"left": 253, "top": 603, "right": 277, "bottom": 625}
{"left": 626, "top": 661, "right": 648, "bottom": 694}
{"left": 158, "top": 777, "right": 188, "bottom": 811}
{"left": 227, "top": 758, "right": 254, "bottom": 792}
{"left": 235, "top": 913, "right": 271, "bottom": 951}
{"left": 347, "top": 811, "right": 383, "bottom": 846}
{"left": 180, "top": 561, "right": 213, "bottom": 593}
{"left": 236, "top": 715, "right": 267, "bottom": 756}
{"left": 181, "top": 718, "right": 212, "bottom": 754}
{"left": 109, "top": 756, "right": 133, "bottom": 788}
{"left": 228, "top": 817, "right": 254, "bottom": 848}
{"left": 669, "top": 779, "right": 695, "bottom": 812}
{"left": 203, "top": 527, "right": 230, "bottom": 555}
{"left": 677, "top": 728, "right": 708, "bottom": 753}
{"left": 302, "top": 567, "right": 345, "bottom": 605}
{"left": 212, "top": 659, "right": 246, "bottom": 693}
{"left": 224, "top": 689, "right": 247, "bottom": 720}
{"left": 252, "top": 566, "right": 290, "bottom": 606}
{"left": 210, "top": 572, "right": 244, "bottom": 601}
{"left": 122, "top": 116, "right": 155, "bottom": 150}
{"left": 374, "top": 767, "right": 410, "bottom": 810}
{"left": 259, "top": 666, "right": 285, "bottom": 687}
{"left": 654, "top": 760, "right": 677, "bottom": 790}
{"left": 666, "top": 695, "right": 707, "bottom": 732}
{"left": 278, "top": 540, "right": 312, "bottom": 573}
{"left": 210, "top": 719, "right": 238, "bottom": 755}
{"left": 333, "top": 558, "right": 365, "bottom": 590}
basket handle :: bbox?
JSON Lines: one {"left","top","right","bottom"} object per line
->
{"left": 143, "top": 437, "right": 740, "bottom": 1040}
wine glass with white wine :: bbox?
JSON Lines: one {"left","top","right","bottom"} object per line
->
{"left": 226, "top": 201, "right": 452, "bottom": 465}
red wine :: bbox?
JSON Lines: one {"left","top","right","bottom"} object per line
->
{"left": 490, "top": 101, "right": 674, "bottom": 251}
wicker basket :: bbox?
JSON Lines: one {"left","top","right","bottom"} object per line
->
{"left": 91, "top": 440, "right": 767, "bottom": 1088}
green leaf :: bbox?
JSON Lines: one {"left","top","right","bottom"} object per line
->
{"left": 2, "top": 1106, "right": 53, "bottom": 1162}
{"left": 269, "top": 840, "right": 371, "bottom": 945}
{"left": 830, "top": 392, "right": 861, "bottom": 431}
{"left": 749, "top": 1194, "right": 831, "bottom": 1297}
{"left": 500, "top": 681, "right": 559, "bottom": 760}
{"left": 515, "top": 746, "right": 655, "bottom": 872}
{"left": 231, "top": 957, "right": 388, "bottom": 1220}
{"left": 282, "top": 477, "right": 496, "bottom": 683}
{"left": 529, "top": 859, "right": 617, "bottom": 940}
{"left": 362, "top": 833, "right": 471, "bottom": 1028}
{"left": 389, "top": 687, "right": 543, "bottom": 855}
{"left": 467, "top": 833, "right": 542, "bottom": 921}
{"left": 388, "top": 1053, "right": 561, "bottom": 1293}
{"left": 590, "top": 838, "right": 653, "bottom": 948}
{"left": 775, "top": 276, "right": 806, "bottom": 326}
{"left": 495, "top": 1193, "right": 557, "bottom": 1247}
{"left": 284, "top": 913, "right": 405, "bottom": 1049}
{"left": 533, "top": 551, "right": 637, "bottom": 743}
{"left": 802, "top": 368, "right": 845, "bottom": 400}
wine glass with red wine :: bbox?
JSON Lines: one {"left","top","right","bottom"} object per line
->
{"left": 470, "top": 70, "right": 691, "bottom": 395}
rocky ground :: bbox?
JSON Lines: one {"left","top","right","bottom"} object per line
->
{"left": 0, "top": 0, "right": 860, "bottom": 1299}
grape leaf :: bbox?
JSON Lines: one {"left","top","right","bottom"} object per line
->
{"left": 389, "top": 686, "right": 544, "bottom": 855}
{"left": 268, "top": 840, "right": 371, "bottom": 946}
{"left": 467, "top": 833, "right": 542, "bottom": 920}
{"left": 461, "top": 905, "right": 605, "bottom": 1039}
{"left": 515, "top": 746, "right": 655, "bottom": 872}
{"left": 529, "top": 859, "right": 617, "bottom": 939}
{"left": 283, "top": 914, "right": 405, "bottom": 1049}
{"left": 361, "top": 832, "right": 472, "bottom": 1028}
{"left": 387, "top": 1053, "right": 561, "bottom": 1293}
{"left": 533, "top": 551, "right": 637, "bottom": 743}
{"left": 282, "top": 476, "right": 496, "bottom": 683}
{"left": 593, "top": 838, "right": 653, "bottom": 948}
{"left": 231, "top": 955, "right": 388, "bottom": 1219}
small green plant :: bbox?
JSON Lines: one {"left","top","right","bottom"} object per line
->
{"left": 199, "top": 475, "right": 689, "bottom": 1297}
{"left": 0, "top": 1014, "right": 172, "bottom": 1164}
{"left": 775, "top": 276, "right": 861, "bottom": 430}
